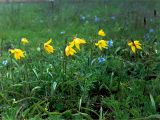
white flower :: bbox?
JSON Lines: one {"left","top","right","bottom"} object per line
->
{"left": 37, "top": 47, "right": 41, "bottom": 52}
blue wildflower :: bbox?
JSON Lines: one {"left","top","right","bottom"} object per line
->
{"left": 110, "top": 16, "right": 116, "bottom": 20}
{"left": 80, "top": 16, "right": 86, "bottom": 21}
{"left": 149, "top": 28, "right": 154, "bottom": 33}
{"left": 108, "top": 39, "right": 113, "bottom": 47}
{"left": 144, "top": 33, "right": 150, "bottom": 40}
{"left": 98, "top": 57, "right": 106, "bottom": 64}
{"left": 95, "top": 16, "right": 100, "bottom": 22}
{"left": 129, "top": 62, "right": 134, "bottom": 65}
{"left": 150, "top": 18, "right": 153, "bottom": 22}
{"left": 2, "top": 60, "right": 8, "bottom": 66}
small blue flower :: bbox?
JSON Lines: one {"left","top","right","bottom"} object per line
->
{"left": 149, "top": 28, "right": 154, "bottom": 33}
{"left": 150, "top": 18, "right": 153, "bottom": 22}
{"left": 144, "top": 33, "right": 150, "bottom": 40}
{"left": 98, "top": 57, "right": 106, "bottom": 64}
{"left": 129, "top": 62, "right": 134, "bottom": 65}
{"left": 110, "top": 16, "right": 116, "bottom": 20}
{"left": 2, "top": 60, "right": 8, "bottom": 66}
{"left": 95, "top": 16, "right": 100, "bottom": 22}
{"left": 108, "top": 39, "right": 113, "bottom": 47}
{"left": 80, "top": 16, "right": 86, "bottom": 21}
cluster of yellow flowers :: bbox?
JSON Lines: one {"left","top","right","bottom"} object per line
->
{"left": 9, "top": 38, "right": 28, "bottom": 60}
{"left": 65, "top": 37, "right": 86, "bottom": 56}
{"left": 8, "top": 29, "right": 142, "bottom": 60}
{"left": 96, "top": 29, "right": 142, "bottom": 53}
{"left": 95, "top": 29, "right": 108, "bottom": 50}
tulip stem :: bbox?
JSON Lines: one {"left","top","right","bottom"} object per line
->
{"left": 63, "top": 39, "right": 67, "bottom": 81}
{"left": 117, "top": 60, "right": 123, "bottom": 92}
{"left": 10, "top": 56, "right": 14, "bottom": 84}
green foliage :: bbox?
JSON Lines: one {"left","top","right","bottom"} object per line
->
{"left": 0, "top": 0, "right": 160, "bottom": 119}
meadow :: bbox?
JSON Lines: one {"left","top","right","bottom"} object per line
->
{"left": 0, "top": 0, "right": 160, "bottom": 119}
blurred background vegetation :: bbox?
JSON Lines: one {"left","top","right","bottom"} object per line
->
{"left": 0, "top": 0, "right": 160, "bottom": 120}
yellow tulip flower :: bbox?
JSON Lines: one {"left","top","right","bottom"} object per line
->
{"left": 44, "top": 39, "right": 55, "bottom": 54}
{"left": 21, "top": 38, "right": 29, "bottom": 45}
{"left": 69, "top": 38, "right": 86, "bottom": 50}
{"left": 65, "top": 44, "right": 76, "bottom": 56}
{"left": 98, "top": 29, "right": 106, "bottom": 37}
{"left": 128, "top": 40, "right": 142, "bottom": 54}
{"left": 9, "top": 49, "right": 25, "bottom": 60}
{"left": 95, "top": 40, "right": 108, "bottom": 50}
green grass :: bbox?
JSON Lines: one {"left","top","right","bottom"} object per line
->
{"left": 0, "top": 0, "right": 160, "bottom": 119}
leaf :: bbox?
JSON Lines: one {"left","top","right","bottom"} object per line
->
{"left": 31, "top": 86, "right": 41, "bottom": 93}
{"left": 0, "top": 92, "right": 9, "bottom": 104}
{"left": 79, "top": 97, "right": 82, "bottom": 111}
{"left": 12, "top": 84, "right": 23, "bottom": 87}
{"left": 114, "top": 47, "right": 121, "bottom": 54}
{"left": 99, "top": 106, "right": 103, "bottom": 120}
{"left": 52, "top": 81, "right": 57, "bottom": 91}
{"left": 110, "top": 72, "right": 114, "bottom": 88}
{"left": 48, "top": 72, "right": 53, "bottom": 78}
{"left": 150, "top": 93, "right": 156, "bottom": 112}
{"left": 51, "top": 81, "right": 57, "bottom": 96}
{"left": 73, "top": 112, "right": 92, "bottom": 120}
{"left": 12, "top": 59, "right": 19, "bottom": 67}
{"left": 81, "top": 107, "right": 99, "bottom": 117}
{"left": 46, "top": 68, "right": 53, "bottom": 78}
{"left": 134, "top": 114, "right": 160, "bottom": 120}
{"left": 91, "top": 58, "right": 97, "bottom": 65}
{"left": 32, "top": 68, "right": 39, "bottom": 79}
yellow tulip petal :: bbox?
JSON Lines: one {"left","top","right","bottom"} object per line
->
{"left": 45, "top": 39, "right": 52, "bottom": 45}
{"left": 70, "top": 38, "right": 86, "bottom": 50}
{"left": 9, "top": 49, "right": 15, "bottom": 54}
{"left": 134, "top": 40, "right": 141, "bottom": 45}
{"left": 21, "top": 38, "right": 29, "bottom": 45}
{"left": 69, "top": 41, "right": 74, "bottom": 47}
{"left": 79, "top": 39, "right": 86, "bottom": 44}
{"left": 128, "top": 41, "right": 133, "bottom": 46}
{"left": 95, "top": 42, "right": 98, "bottom": 46}
{"left": 98, "top": 29, "right": 106, "bottom": 37}
{"left": 99, "top": 46, "right": 102, "bottom": 50}
{"left": 44, "top": 45, "right": 54, "bottom": 54}
{"left": 44, "top": 39, "right": 55, "bottom": 54}
{"left": 75, "top": 44, "right": 80, "bottom": 50}
{"left": 136, "top": 45, "right": 142, "bottom": 50}
{"left": 131, "top": 46, "right": 136, "bottom": 53}
{"left": 65, "top": 45, "right": 76, "bottom": 56}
